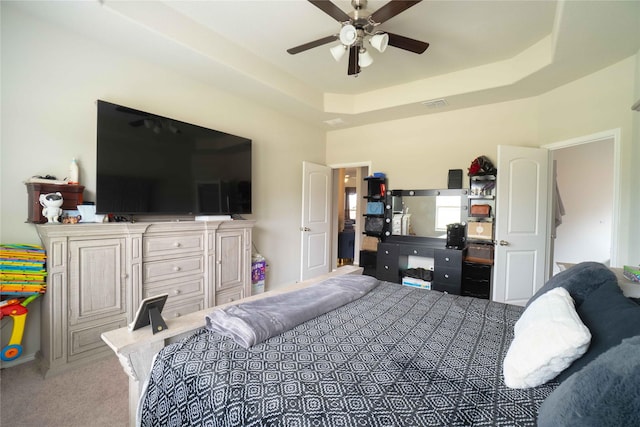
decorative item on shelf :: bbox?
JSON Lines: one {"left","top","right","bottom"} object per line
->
{"left": 466, "top": 243, "right": 494, "bottom": 264}
{"left": 467, "top": 220, "right": 493, "bottom": 240}
{"left": 68, "top": 158, "right": 79, "bottom": 185}
{"left": 39, "top": 192, "right": 63, "bottom": 223}
{"left": 61, "top": 214, "right": 82, "bottom": 224}
{"left": 446, "top": 223, "right": 466, "bottom": 249}
{"left": 470, "top": 204, "right": 491, "bottom": 217}
{"left": 467, "top": 155, "right": 497, "bottom": 176}
{"left": 25, "top": 181, "right": 85, "bottom": 223}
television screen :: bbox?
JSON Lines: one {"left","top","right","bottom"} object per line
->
{"left": 96, "top": 100, "right": 251, "bottom": 216}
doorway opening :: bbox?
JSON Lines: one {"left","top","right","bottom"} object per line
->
{"left": 544, "top": 129, "right": 620, "bottom": 275}
{"left": 330, "top": 164, "right": 371, "bottom": 271}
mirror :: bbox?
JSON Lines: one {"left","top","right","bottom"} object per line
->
{"left": 389, "top": 189, "right": 468, "bottom": 239}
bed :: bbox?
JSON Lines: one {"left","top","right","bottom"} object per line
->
{"left": 102, "top": 263, "right": 640, "bottom": 427}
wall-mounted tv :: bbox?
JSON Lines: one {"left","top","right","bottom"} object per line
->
{"left": 96, "top": 100, "right": 251, "bottom": 216}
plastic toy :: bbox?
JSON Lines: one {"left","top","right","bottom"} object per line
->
{"left": 39, "top": 192, "right": 64, "bottom": 223}
{"left": 0, "top": 294, "right": 40, "bottom": 361}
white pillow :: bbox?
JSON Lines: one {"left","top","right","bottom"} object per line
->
{"left": 503, "top": 287, "right": 591, "bottom": 389}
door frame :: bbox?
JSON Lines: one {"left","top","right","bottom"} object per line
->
{"left": 542, "top": 128, "right": 621, "bottom": 268}
{"left": 328, "top": 161, "right": 372, "bottom": 271}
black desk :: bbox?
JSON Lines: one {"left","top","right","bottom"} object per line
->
{"left": 376, "top": 236, "right": 463, "bottom": 294}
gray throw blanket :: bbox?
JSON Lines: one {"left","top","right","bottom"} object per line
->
{"left": 205, "top": 274, "right": 379, "bottom": 348}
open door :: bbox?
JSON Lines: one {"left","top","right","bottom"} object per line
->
{"left": 493, "top": 145, "right": 550, "bottom": 305}
{"left": 300, "top": 161, "right": 332, "bottom": 281}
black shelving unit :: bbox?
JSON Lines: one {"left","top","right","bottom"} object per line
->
{"left": 463, "top": 173, "right": 496, "bottom": 299}
{"left": 360, "top": 176, "right": 389, "bottom": 276}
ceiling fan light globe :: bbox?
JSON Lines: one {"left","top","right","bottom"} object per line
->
{"left": 359, "top": 49, "right": 374, "bottom": 67}
{"left": 370, "top": 33, "right": 389, "bottom": 53}
{"left": 339, "top": 24, "right": 358, "bottom": 46}
{"left": 330, "top": 44, "right": 347, "bottom": 61}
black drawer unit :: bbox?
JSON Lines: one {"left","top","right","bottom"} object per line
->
{"left": 398, "top": 244, "right": 433, "bottom": 257}
{"left": 359, "top": 250, "right": 378, "bottom": 277}
{"left": 376, "top": 243, "right": 400, "bottom": 283}
{"left": 433, "top": 248, "right": 463, "bottom": 294}
{"left": 462, "top": 261, "right": 492, "bottom": 299}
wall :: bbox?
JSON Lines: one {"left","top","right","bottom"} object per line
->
{"left": 327, "top": 56, "right": 639, "bottom": 266}
{"left": 537, "top": 57, "right": 637, "bottom": 266}
{"left": 326, "top": 98, "right": 539, "bottom": 189}
{"left": 0, "top": 5, "right": 325, "bottom": 364}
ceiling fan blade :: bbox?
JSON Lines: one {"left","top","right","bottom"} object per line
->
{"left": 348, "top": 45, "right": 360, "bottom": 75}
{"left": 308, "top": 0, "right": 351, "bottom": 22}
{"left": 387, "top": 32, "right": 429, "bottom": 54}
{"left": 369, "top": 0, "right": 422, "bottom": 24}
{"left": 287, "top": 35, "right": 338, "bottom": 54}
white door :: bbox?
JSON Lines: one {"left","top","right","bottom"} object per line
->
{"left": 493, "top": 145, "right": 550, "bottom": 305}
{"left": 300, "top": 161, "right": 332, "bottom": 281}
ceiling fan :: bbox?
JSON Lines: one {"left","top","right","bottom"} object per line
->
{"left": 287, "top": 0, "right": 429, "bottom": 76}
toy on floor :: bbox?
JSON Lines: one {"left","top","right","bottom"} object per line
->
{"left": 1, "top": 244, "right": 47, "bottom": 361}
{"left": 0, "top": 294, "right": 40, "bottom": 361}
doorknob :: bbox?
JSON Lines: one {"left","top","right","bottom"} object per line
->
{"left": 300, "top": 227, "right": 311, "bottom": 232}
{"left": 498, "top": 240, "right": 509, "bottom": 246}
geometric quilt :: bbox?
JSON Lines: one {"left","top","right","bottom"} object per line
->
{"left": 139, "top": 281, "right": 557, "bottom": 426}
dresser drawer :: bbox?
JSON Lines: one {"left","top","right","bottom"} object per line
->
{"left": 433, "top": 267, "right": 462, "bottom": 285}
{"left": 216, "top": 287, "right": 245, "bottom": 306}
{"left": 143, "top": 277, "right": 205, "bottom": 301}
{"left": 143, "top": 233, "right": 205, "bottom": 258}
{"left": 68, "top": 317, "right": 128, "bottom": 361}
{"left": 434, "top": 248, "right": 463, "bottom": 268}
{"left": 162, "top": 298, "right": 205, "bottom": 321}
{"left": 143, "top": 255, "right": 204, "bottom": 283}
{"left": 398, "top": 245, "right": 434, "bottom": 258}
{"left": 432, "top": 265, "right": 462, "bottom": 295}
{"left": 376, "top": 244, "right": 399, "bottom": 282}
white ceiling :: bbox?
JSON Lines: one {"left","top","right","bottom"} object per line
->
{"left": 9, "top": 0, "right": 640, "bottom": 129}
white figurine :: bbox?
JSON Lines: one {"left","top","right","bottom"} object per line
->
{"left": 39, "top": 192, "right": 64, "bottom": 223}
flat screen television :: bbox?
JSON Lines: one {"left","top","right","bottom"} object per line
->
{"left": 96, "top": 100, "right": 251, "bottom": 216}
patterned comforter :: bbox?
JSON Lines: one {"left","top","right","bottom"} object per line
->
{"left": 139, "top": 281, "right": 557, "bottom": 426}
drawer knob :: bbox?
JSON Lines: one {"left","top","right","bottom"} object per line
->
{"left": 173, "top": 266, "right": 181, "bottom": 272}
{"left": 385, "top": 266, "right": 389, "bottom": 270}
{"left": 445, "top": 257, "right": 450, "bottom": 262}
{"left": 173, "top": 242, "right": 182, "bottom": 248}
{"left": 173, "top": 312, "right": 181, "bottom": 318}
{"left": 173, "top": 289, "right": 181, "bottom": 295}
{"left": 385, "top": 250, "right": 389, "bottom": 254}
{"left": 444, "top": 273, "right": 449, "bottom": 279}
{"left": 413, "top": 250, "right": 418, "bottom": 254}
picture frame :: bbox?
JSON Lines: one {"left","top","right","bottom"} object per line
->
{"left": 129, "top": 293, "right": 169, "bottom": 334}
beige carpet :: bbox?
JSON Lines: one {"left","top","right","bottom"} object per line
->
{"left": 0, "top": 355, "right": 129, "bottom": 427}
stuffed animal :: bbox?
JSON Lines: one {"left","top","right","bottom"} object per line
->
{"left": 39, "top": 192, "right": 63, "bottom": 223}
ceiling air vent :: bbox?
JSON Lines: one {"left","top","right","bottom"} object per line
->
{"left": 421, "top": 99, "right": 448, "bottom": 109}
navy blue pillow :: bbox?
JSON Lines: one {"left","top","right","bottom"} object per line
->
{"left": 554, "top": 280, "right": 640, "bottom": 383}
{"left": 538, "top": 335, "right": 640, "bottom": 427}
{"left": 526, "top": 262, "right": 617, "bottom": 308}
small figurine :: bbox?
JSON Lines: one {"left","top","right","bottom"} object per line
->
{"left": 39, "top": 192, "right": 63, "bottom": 223}
{"left": 62, "top": 215, "right": 82, "bottom": 224}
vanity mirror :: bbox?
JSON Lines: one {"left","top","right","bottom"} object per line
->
{"left": 388, "top": 189, "right": 468, "bottom": 239}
